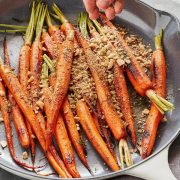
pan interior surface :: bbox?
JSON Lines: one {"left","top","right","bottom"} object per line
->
{"left": 0, "top": 0, "right": 180, "bottom": 179}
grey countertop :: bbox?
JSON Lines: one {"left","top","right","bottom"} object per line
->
{"left": 0, "top": 0, "right": 180, "bottom": 179}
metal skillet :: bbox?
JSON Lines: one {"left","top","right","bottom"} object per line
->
{"left": 0, "top": 0, "right": 180, "bottom": 179}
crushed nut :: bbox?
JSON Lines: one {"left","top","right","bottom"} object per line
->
{"left": 22, "top": 151, "right": 28, "bottom": 160}
{"left": 0, "top": 140, "right": 7, "bottom": 149}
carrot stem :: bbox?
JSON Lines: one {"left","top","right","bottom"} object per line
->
{"left": 0, "top": 24, "right": 26, "bottom": 29}
{"left": 43, "top": 54, "right": 55, "bottom": 72}
{"left": 52, "top": 3, "right": 68, "bottom": 24}
{"left": 24, "top": 1, "right": 35, "bottom": 45}
{"left": 155, "top": 30, "right": 163, "bottom": 50}
{"left": 35, "top": 4, "right": 47, "bottom": 40}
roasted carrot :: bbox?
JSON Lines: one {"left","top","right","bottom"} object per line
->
{"left": 142, "top": 31, "right": 166, "bottom": 158}
{"left": 45, "top": 30, "right": 74, "bottom": 150}
{"left": 46, "top": 10, "right": 63, "bottom": 45}
{"left": 96, "top": 103, "right": 117, "bottom": 160}
{"left": 41, "top": 30, "right": 58, "bottom": 60}
{"left": 76, "top": 100, "right": 119, "bottom": 171}
{"left": 3, "top": 37, "right": 30, "bottom": 148}
{"left": 46, "top": 150, "right": 71, "bottom": 178}
{"left": 54, "top": 114, "right": 80, "bottom": 178}
{"left": 78, "top": 13, "right": 133, "bottom": 169}
{"left": 49, "top": 145, "right": 72, "bottom": 178}
{"left": 0, "top": 62, "right": 46, "bottom": 151}
{"left": 0, "top": 63, "right": 43, "bottom": 170}
{"left": 29, "top": 3, "right": 47, "bottom": 140}
{"left": 100, "top": 14, "right": 174, "bottom": 114}
{"left": 62, "top": 97, "right": 90, "bottom": 171}
{"left": 17, "top": 1, "right": 37, "bottom": 164}
{"left": 77, "top": 33, "right": 126, "bottom": 140}
{"left": 86, "top": 16, "right": 136, "bottom": 146}
{"left": 40, "top": 62, "right": 80, "bottom": 177}
{"left": 114, "top": 63, "right": 136, "bottom": 145}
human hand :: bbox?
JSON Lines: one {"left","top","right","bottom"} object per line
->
{"left": 83, "top": 0, "right": 124, "bottom": 20}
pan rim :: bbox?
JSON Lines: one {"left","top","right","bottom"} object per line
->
{"left": 0, "top": 0, "right": 180, "bottom": 179}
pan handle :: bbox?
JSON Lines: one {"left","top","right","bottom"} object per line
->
{"left": 125, "top": 143, "right": 177, "bottom": 180}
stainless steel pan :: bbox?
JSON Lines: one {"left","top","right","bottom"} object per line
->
{"left": 0, "top": 0, "right": 180, "bottom": 179}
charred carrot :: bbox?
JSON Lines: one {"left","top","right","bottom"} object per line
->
{"left": 86, "top": 16, "right": 136, "bottom": 146}
{"left": 96, "top": 103, "right": 117, "bottom": 161}
{"left": 62, "top": 97, "right": 91, "bottom": 172}
{"left": 49, "top": 145, "right": 72, "bottom": 178}
{"left": 45, "top": 30, "right": 74, "bottom": 150}
{"left": 76, "top": 100, "right": 119, "bottom": 171}
{"left": 46, "top": 150, "right": 71, "bottom": 178}
{"left": 40, "top": 62, "right": 80, "bottom": 177}
{"left": 29, "top": 3, "right": 47, "bottom": 139}
{"left": 114, "top": 63, "right": 136, "bottom": 145}
{"left": 54, "top": 114, "right": 80, "bottom": 178}
{"left": 100, "top": 14, "right": 174, "bottom": 114}
{"left": 0, "top": 62, "right": 46, "bottom": 151}
{"left": 0, "top": 64, "right": 43, "bottom": 170}
{"left": 142, "top": 31, "right": 166, "bottom": 158}
{"left": 41, "top": 30, "right": 58, "bottom": 60}
{"left": 3, "top": 37, "right": 30, "bottom": 148}
{"left": 77, "top": 31, "right": 126, "bottom": 141}
{"left": 46, "top": 10, "right": 63, "bottom": 45}
{"left": 17, "top": 1, "right": 37, "bottom": 164}
{"left": 78, "top": 13, "right": 133, "bottom": 169}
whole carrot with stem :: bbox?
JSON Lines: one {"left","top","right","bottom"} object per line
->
{"left": 29, "top": 2, "right": 47, "bottom": 140}
{"left": 78, "top": 13, "right": 133, "bottom": 169}
{"left": 76, "top": 100, "right": 119, "bottom": 171}
{"left": 41, "top": 57, "right": 82, "bottom": 177}
{"left": 43, "top": 51, "right": 91, "bottom": 173}
{"left": 3, "top": 37, "right": 30, "bottom": 148}
{"left": 142, "top": 31, "right": 166, "bottom": 158}
{"left": 87, "top": 16, "right": 136, "bottom": 146}
{"left": 17, "top": 1, "right": 38, "bottom": 165}
{"left": 40, "top": 62, "right": 74, "bottom": 178}
{"left": 99, "top": 14, "right": 174, "bottom": 114}
{"left": 45, "top": 30, "right": 74, "bottom": 150}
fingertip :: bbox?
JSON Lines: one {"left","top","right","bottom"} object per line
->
{"left": 96, "top": 0, "right": 115, "bottom": 10}
{"left": 83, "top": 0, "right": 97, "bottom": 13}
{"left": 89, "top": 9, "right": 100, "bottom": 20}
{"left": 114, "top": 0, "right": 124, "bottom": 14}
{"left": 105, "top": 6, "right": 115, "bottom": 20}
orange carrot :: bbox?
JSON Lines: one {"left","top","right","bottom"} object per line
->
{"left": 62, "top": 97, "right": 90, "bottom": 171}
{"left": 54, "top": 114, "right": 80, "bottom": 178}
{"left": 78, "top": 34, "right": 127, "bottom": 141}
{"left": 0, "top": 63, "right": 46, "bottom": 151}
{"left": 100, "top": 14, "right": 173, "bottom": 114}
{"left": 100, "top": 14, "right": 152, "bottom": 97}
{"left": 114, "top": 63, "right": 136, "bottom": 145}
{"left": 42, "top": 31, "right": 58, "bottom": 60}
{"left": 46, "top": 150, "right": 71, "bottom": 178}
{"left": 3, "top": 37, "right": 30, "bottom": 148}
{"left": 46, "top": 10, "right": 64, "bottom": 45}
{"left": 142, "top": 31, "right": 166, "bottom": 158}
{"left": 87, "top": 18, "right": 136, "bottom": 145}
{"left": 76, "top": 100, "right": 119, "bottom": 171}
{"left": 46, "top": 31, "right": 74, "bottom": 149}
{"left": 49, "top": 145, "right": 72, "bottom": 178}
{"left": 0, "top": 68, "right": 41, "bottom": 170}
